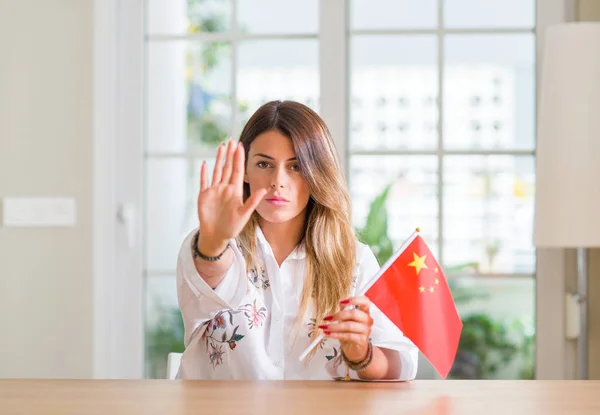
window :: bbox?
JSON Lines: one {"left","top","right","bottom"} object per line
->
{"left": 348, "top": 0, "right": 536, "bottom": 379}
{"left": 142, "top": 0, "right": 537, "bottom": 380}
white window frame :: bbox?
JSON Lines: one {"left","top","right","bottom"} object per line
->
{"left": 94, "top": 0, "right": 145, "bottom": 379}
{"left": 94, "top": 0, "right": 574, "bottom": 379}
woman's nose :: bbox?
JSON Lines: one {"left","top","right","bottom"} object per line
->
{"left": 270, "top": 168, "right": 286, "bottom": 189}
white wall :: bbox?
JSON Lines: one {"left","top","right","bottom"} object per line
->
{"left": 576, "top": 0, "right": 600, "bottom": 380}
{"left": 0, "top": 0, "right": 93, "bottom": 378}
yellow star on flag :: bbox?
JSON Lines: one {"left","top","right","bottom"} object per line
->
{"left": 408, "top": 253, "right": 428, "bottom": 275}
{"left": 435, "top": 278, "right": 439, "bottom": 285}
{"left": 434, "top": 267, "right": 439, "bottom": 273}
{"left": 419, "top": 286, "right": 425, "bottom": 293}
{"left": 429, "top": 286, "right": 435, "bottom": 293}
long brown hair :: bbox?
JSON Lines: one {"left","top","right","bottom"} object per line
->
{"left": 237, "top": 100, "right": 357, "bottom": 339}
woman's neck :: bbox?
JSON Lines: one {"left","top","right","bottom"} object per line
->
{"left": 258, "top": 211, "right": 306, "bottom": 267}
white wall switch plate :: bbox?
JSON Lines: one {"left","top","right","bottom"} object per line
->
{"left": 2, "top": 197, "right": 77, "bottom": 227}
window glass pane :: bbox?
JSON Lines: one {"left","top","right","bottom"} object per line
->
{"left": 145, "top": 276, "right": 182, "bottom": 379}
{"left": 349, "top": 156, "right": 439, "bottom": 265}
{"left": 350, "top": 36, "right": 438, "bottom": 151}
{"left": 352, "top": 0, "right": 437, "bottom": 30}
{"left": 444, "top": 0, "right": 535, "bottom": 29}
{"left": 147, "top": 0, "right": 231, "bottom": 35}
{"left": 237, "top": 40, "right": 319, "bottom": 133}
{"left": 449, "top": 277, "right": 535, "bottom": 380}
{"left": 238, "top": 0, "right": 318, "bottom": 34}
{"left": 145, "top": 158, "right": 214, "bottom": 271}
{"left": 147, "top": 41, "right": 232, "bottom": 152}
{"left": 443, "top": 156, "right": 535, "bottom": 274}
{"left": 443, "top": 34, "right": 535, "bottom": 150}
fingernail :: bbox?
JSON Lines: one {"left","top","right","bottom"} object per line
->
{"left": 324, "top": 331, "right": 331, "bottom": 336}
{"left": 323, "top": 316, "right": 333, "bottom": 321}
{"left": 340, "top": 299, "right": 350, "bottom": 305}
{"left": 318, "top": 325, "right": 329, "bottom": 329}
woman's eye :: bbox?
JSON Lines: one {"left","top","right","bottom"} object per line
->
{"left": 290, "top": 164, "right": 301, "bottom": 172}
{"left": 257, "top": 161, "right": 270, "bottom": 169}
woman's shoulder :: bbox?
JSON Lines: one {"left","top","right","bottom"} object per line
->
{"left": 354, "top": 240, "right": 378, "bottom": 264}
{"left": 353, "top": 240, "right": 381, "bottom": 280}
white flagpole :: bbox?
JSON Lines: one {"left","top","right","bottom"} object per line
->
{"left": 298, "top": 228, "right": 421, "bottom": 362}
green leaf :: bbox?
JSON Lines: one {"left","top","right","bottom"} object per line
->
{"left": 359, "top": 184, "right": 391, "bottom": 245}
{"left": 355, "top": 183, "right": 396, "bottom": 265}
{"left": 232, "top": 334, "right": 244, "bottom": 342}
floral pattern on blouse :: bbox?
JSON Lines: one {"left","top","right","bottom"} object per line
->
{"left": 248, "top": 266, "right": 270, "bottom": 290}
{"left": 326, "top": 346, "right": 344, "bottom": 372}
{"left": 239, "top": 299, "right": 267, "bottom": 329}
{"left": 200, "top": 299, "right": 268, "bottom": 369}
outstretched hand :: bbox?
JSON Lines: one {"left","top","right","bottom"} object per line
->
{"left": 197, "top": 139, "right": 267, "bottom": 247}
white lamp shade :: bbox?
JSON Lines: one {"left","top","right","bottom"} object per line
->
{"left": 534, "top": 23, "right": 600, "bottom": 248}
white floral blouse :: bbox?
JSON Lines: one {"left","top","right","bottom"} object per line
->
{"left": 175, "top": 226, "right": 419, "bottom": 380}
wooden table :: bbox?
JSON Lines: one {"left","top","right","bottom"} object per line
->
{"left": 1, "top": 380, "right": 600, "bottom": 414}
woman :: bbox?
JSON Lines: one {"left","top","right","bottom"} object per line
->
{"left": 176, "top": 100, "right": 418, "bottom": 380}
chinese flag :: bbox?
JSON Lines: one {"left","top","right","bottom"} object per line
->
{"left": 364, "top": 232, "right": 462, "bottom": 379}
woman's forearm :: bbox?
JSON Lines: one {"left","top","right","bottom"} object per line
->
{"left": 193, "top": 232, "right": 234, "bottom": 288}
{"left": 357, "top": 347, "right": 401, "bottom": 380}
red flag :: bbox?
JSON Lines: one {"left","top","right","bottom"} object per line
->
{"left": 364, "top": 231, "right": 462, "bottom": 379}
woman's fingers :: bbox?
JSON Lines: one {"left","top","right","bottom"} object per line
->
{"left": 339, "top": 296, "right": 371, "bottom": 314}
{"left": 199, "top": 161, "right": 208, "bottom": 192}
{"left": 230, "top": 142, "right": 245, "bottom": 187}
{"left": 326, "top": 307, "right": 371, "bottom": 324}
{"left": 220, "top": 139, "right": 237, "bottom": 185}
{"left": 211, "top": 143, "right": 226, "bottom": 186}
{"left": 318, "top": 296, "right": 373, "bottom": 338}
{"left": 319, "top": 320, "right": 369, "bottom": 335}
{"left": 323, "top": 296, "right": 372, "bottom": 325}
{"left": 319, "top": 309, "right": 372, "bottom": 334}
{"left": 241, "top": 188, "right": 268, "bottom": 217}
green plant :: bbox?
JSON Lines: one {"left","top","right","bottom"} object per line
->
{"left": 184, "top": 0, "right": 256, "bottom": 148}
{"left": 449, "top": 313, "right": 518, "bottom": 379}
{"left": 355, "top": 184, "right": 394, "bottom": 265}
{"left": 518, "top": 328, "right": 536, "bottom": 380}
{"left": 145, "top": 305, "right": 185, "bottom": 379}
{"left": 185, "top": 0, "right": 231, "bottom": 147}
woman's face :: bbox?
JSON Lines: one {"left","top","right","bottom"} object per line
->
{"left": 244, "top": 130, "right": 311, "bottom": 225}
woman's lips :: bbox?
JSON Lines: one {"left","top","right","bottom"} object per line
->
{"left": 266, "top": 197, "right": 289, "bottom": 206}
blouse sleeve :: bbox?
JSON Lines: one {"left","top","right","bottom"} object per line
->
{"left": 325, "top": 243, "right": 419, "bottom": 381}
{"left": 176, "top": 229, "right": 247, "bottom": 347}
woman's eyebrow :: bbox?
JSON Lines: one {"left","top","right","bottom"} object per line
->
{"left": 253, "top": 153, "right": 297, "bottom": 161}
